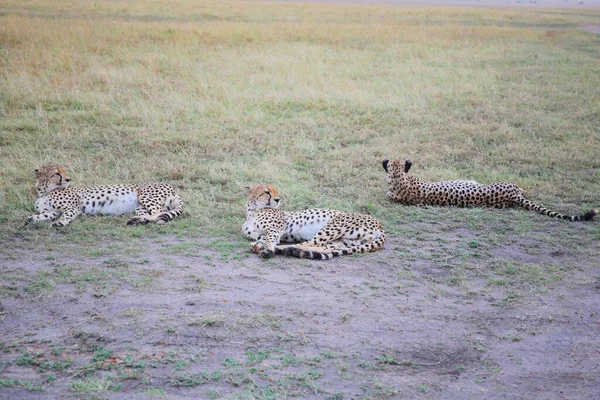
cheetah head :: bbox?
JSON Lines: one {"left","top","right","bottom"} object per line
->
{"left": 34, "top": 164, "right": 71, "bottom": 196}
{"left": 245, "top": 183, "right": 281, "bottom": 211}
{"left": 382, "top": 159, "right": 413, "bottom": 189}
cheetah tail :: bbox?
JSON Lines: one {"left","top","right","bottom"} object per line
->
{"left": 518, "top": 197, "right": 597, "bottom": 222}
{"left": 275, "top": 234, "right": 387, "bottom": 260}
{"left": 157, "top": 196, "right": 184, "bottom": 223}
{"left": 274, "top": 245, "right": 345, "bottom": 260}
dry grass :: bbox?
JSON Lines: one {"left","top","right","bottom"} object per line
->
{"left": 0, "top": 0, "right": 599, "bottom": 238}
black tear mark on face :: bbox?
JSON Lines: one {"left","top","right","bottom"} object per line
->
{"left": 404, "top": 160, "right": 413, "bottom": 173}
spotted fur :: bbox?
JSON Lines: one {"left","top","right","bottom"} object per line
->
{"left": 382, "top": 159, "right": 597, "bottom": 222}
{"left": 242, "top": 184, "right": 386, "bottom": 260}
{"left": 27, "top": 164, "right": 183, "bottom": 227}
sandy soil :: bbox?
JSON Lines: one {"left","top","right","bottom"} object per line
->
{"left": 1, "top": 220, "right": 598, "bottom": 399}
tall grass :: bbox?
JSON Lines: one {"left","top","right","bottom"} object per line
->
{"left": 1, "top": 0, "right": 598, "bottom": 238}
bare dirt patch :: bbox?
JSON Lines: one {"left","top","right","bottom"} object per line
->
{"left": 1, "top": 219, "right": 599, "bottom": 399}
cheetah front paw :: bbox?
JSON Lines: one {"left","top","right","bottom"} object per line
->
{"left": 250, "top": 241, "right": 266, "bottom": 254}
{"left": 52, "top": 221, "right": 66, "bottom": 228}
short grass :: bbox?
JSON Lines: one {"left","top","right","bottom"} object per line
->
{"left": 0, "top": 0, "right": 599, "bottom": 242}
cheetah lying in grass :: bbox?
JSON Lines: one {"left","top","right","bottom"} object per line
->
{"left": 382, "top": 159, "right": 596, "bottom": 221}
{"left": 27, "top": 164, "right": 183, "bottom": 227}
{"left": 242, "top": 184, "right": 386, "bottom": 260}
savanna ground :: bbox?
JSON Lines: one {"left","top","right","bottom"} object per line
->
{"left": 1, "top": 0, "right": 599, "bottom": 398}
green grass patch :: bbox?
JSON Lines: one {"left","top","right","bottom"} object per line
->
{"left": 72, "top": 377, "right": 120, "bottom": 393}
{"left": 0, "top": 379, "right": 43, "bottom": 392}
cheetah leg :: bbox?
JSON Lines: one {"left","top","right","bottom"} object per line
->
{"left": 51, "top": 208, "right": 82, "bottom": 227}
{"left": 257, "top": 229, "right": 283, "bottom": 259}
{"left": 335, "top": 236, "right": 382, "bottom": 253}
{"left": 25, "top": 210, "right": 60, "bottom": 225}
{"left": 328, "top": 238, "right": 363, "bottom": 249}
{"left": 127, "top": 196, "right": 163, "bottom": 225}
{"left": 278, "top": 216, "right": 386, "bottom": 258}
{"left": 127, "top": 195, "right": 183, "bottom": 225}
{"left": 386, "top": 190, "right": 402, "bottom": 202}
{"left": 134, "top": 205, "right": 150, "bottom": 217}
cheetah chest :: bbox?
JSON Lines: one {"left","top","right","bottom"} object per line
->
{"left": 34, "top": 197, "right": 53, "bottom": 213}
{"left": 82, "top": 191, "right": 139, "bottom": 216}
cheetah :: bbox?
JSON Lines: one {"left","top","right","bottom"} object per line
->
{"left": 26, "top": 164, "right": 183, "bottom": 227}
{"left": 242, "top": 184, "right": 386, "bottom": 260}
{"left": 382, "top": 159, "right": 597, "bottom": 221}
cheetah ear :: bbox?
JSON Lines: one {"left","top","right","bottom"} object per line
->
{"left": 382, "top": 159, "right": 389, "bottom": 173}
{"left": 34, "top": 169, "right": 40, "bottom": 177}
{"left": 244, "top": 186, "right": 251, "bottom": 194}
{"left": 404, "top": 160, "right": 413, "bottom": 173}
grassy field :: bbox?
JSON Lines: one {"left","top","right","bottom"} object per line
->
{"left": 1, "top": 0, "right": 599, "bottom": 399}
{"left": 1, "top": 0, "right": 599, "bottom": 236}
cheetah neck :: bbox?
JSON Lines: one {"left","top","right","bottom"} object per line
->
{"left": 245, "top": 203, "right": 263, "bottom": 219}
{"left": 37, "top": 187, "right": 68, "bottom": 198}
{"left": 245, "top": 203, "right": 287, "bottom": 219}
{"left": 409, "top": 176, "right": 424, "bottom": 185}
{"left": 391, "top": 175, "right": 422, "bottom": 192}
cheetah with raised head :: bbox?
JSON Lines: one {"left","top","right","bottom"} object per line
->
{"left": 26, "top": 164, "right": 183, "bottom": 227}
{"left": 382, "top": 159, "right": 596, "bottom": 221}
{"left": 242, "top": 184, "right": 386, "bottom": 260}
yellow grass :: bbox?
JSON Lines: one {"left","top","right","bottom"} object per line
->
{"left": 0, "top": 0, "right": 598, "bottom": 235}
